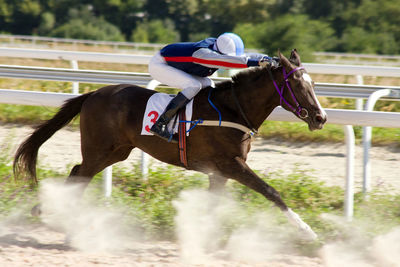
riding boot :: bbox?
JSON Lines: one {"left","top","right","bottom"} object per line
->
{"left": 150, "top": 92, "right": 190, "bottom": 142}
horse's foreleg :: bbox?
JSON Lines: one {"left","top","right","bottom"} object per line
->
{"left": 283, "top": 208, "right": 317, "bottom": 240}
{"left": 220, "top": 156, "right": 317, "bottom": 240}
{"left": 227, "top": 156, "right": 287, "bottom": 210}
{"left": 208, "top": 173, "right": 228, "bottom": 193}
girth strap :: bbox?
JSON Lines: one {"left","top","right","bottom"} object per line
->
{"left": 178, "top": 110, "right": 188, "bottom": 167}
{"left": 195, "top": 120, "right": 255, "bottom": 135}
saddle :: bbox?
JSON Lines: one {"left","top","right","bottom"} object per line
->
{"left": 141, "top": 93, "right": 193, "bottom": 136}
{"left": 142, "top": 92, "right": 255, "bottom": 168}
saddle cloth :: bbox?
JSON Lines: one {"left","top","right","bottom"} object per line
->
{"left": 141, "top": 93, "right": 193, "bottom": 136}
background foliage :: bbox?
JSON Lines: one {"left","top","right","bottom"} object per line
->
{"left": 1, "top": 0, "right": 400, "bottom": 60}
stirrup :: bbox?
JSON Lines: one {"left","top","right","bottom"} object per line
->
{"left": 150, "top": 123, "right": 178, "bottom": 143}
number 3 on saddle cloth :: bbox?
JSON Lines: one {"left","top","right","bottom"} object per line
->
{"left": 141, "top": 93, "right": 193, "bottom": 167}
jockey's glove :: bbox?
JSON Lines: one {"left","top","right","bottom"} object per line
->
{"left": 259, "top": 56, "right": 279, "bottom": 68}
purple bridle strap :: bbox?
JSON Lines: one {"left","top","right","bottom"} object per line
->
{"left": 272, "top": 66, "right": 308, "bottom": 118}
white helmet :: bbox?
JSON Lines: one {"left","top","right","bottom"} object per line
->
{"left": 215, "top": 33, "right": 244, "bottom": 56}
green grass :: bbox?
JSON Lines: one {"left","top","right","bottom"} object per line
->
{"left": 0, "top": 104, "right": 58, "bottom": 124}
{"left": 259, "top": 120, "right": 400, "bottom": 146}
{"left": 0, "top": 141, "right": 62, "bottom": 218}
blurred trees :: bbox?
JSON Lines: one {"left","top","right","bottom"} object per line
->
{"left": 49, "top": 6, "right": 125, "bottom": 41}
{"left": 235, "top": 15, "right": 336, "bottom": 61}
{"left": 0, "top": 0, "right": 399, "bottom": 55}
{"left": 131, "top": 19, "right": 179, "bottom": 43}
{"left": 339, "top": 0, "right": 400, "bottom": 54}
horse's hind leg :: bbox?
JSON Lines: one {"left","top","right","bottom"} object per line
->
{"left": 65, "top": 144, "right": 133, "bottom": 192}
{"left": 31, "top": 145, "right": 133, "bottom": 217}
{"left": 31, "top": 164, "right": 84, "bottom": 216}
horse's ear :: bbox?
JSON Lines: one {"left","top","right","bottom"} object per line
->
{"left": 279, "top": 51, "right": 293, "bottom": 71}
{"left": 289, "top": 49, "right": 301, "bottom": 66}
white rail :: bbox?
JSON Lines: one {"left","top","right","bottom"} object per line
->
{"left": 0, "top": 47, "right": 151, "bottom": 64}
{"left": 0, "top": 64, "right": 153, "bottom": 85}
{"left": 0, "top": 64, "right": 399, "bottom": 101}
{"left": 1, "top": 47, "right": 400, "bottom": 78}
{"left": 313, "top": 52, "right": 400, "bottom": 66}
{"left": 2, "top": 89, "right": 399, "bottom": 127}
{"left": 0, "top": 34, "right": 163, "bottom": 52}
{"left": 1, "top": 35, "right": 400, "bottom": 66}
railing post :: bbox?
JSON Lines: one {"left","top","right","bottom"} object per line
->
{"left": 355, "top": 75, "right": 364, "bottom": 110}
{"left": 362, "top": 89, "right": 392, "bottom": 195}
{"left": 343, "top": 74, "right": 363, "bottom": 220}
{"left": 103, "top": 166, "right": 113, "bottom": 197}
{"left": 70, "top": 60, "right": 79, "bottom": 94}
{"left": 344, "top": 125, "right": 355, "bottom": 221}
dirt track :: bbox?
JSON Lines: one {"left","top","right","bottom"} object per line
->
{"left": 1, "top": 123, "right": 399, "bottom": 266}
{"left": 0, "top": 224, "right": 325, "bottom": 267}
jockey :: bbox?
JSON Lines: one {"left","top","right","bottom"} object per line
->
{"left": 148, "top": 32, "right": 276, "bottom": 142}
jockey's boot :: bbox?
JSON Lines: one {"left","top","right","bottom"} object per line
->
{"left": 150, "top": 92, "right": 190, "bottom": 143}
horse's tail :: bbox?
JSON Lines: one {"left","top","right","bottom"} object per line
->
{"left": 13, "top": 92, "right": 94, "bottom": 184}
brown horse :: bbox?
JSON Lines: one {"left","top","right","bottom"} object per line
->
{"left": 13, "top": 50, "right": 326, "bottom": 239}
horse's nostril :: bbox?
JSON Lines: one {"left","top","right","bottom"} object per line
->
{"left": 316, "top": 115, "right": 323, "bottom": 123}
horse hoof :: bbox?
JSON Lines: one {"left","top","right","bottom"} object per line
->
{"left": 301, "top": 227, "right": 318, "bottom": 241}
{"left": 31, "top": 204, "right": 42, "bottom": 217}
{"left": 284, "top": 208, "right": 318, "bottom": 241}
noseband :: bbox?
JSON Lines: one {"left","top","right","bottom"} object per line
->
{"left": 268, "top": 66, "right": 309, "bottom": 119}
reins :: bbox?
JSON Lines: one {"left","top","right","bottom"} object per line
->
{"left": 231, "top": 84, "right": 258, "bottom": 134}
{"left": 179, "top": 64, "right": 309, "bottom": 136}
{"left": 228, "top": 65, "right": 309, "bottom": 134}
{"left": 179, "top": 86, "right": 256, "bottom": 136}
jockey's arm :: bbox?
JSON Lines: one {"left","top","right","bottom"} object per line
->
{"left": 192, "top": 48, "right": 267, "bottom": 69}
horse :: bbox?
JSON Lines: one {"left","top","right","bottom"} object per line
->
{"left": 13, "top": 49, "right": 327, "bottom": 239}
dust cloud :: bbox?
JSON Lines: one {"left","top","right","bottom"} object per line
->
{"left": 38, "top": 179, "right": 139, "bottom": 252}
{"left": 173, "top": 189, "right": 400, "bottom": 267}
{"left": 29, "top": 182, "right": 400, "bottom": 266}
{"left": 319, "top": 214, "right": 400, "bottom": 267}
{"left": 173, "top": 189, "right": 300, "bottom": 265}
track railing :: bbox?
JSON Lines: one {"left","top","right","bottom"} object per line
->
{"left": 1, "top": 47, "right": 400, "bottom": 78}
{"left": 0, "top": 64, "right": 399, "bottom": 100}
{"left": 1, "top": 35, "right": 400, "bottom": 66}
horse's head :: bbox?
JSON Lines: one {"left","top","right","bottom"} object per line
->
{"left": 276, "top": 49, "right": 327, "bottom": 131}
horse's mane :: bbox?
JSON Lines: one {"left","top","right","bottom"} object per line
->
{"left": 212, "top": 67, "right": 265, "bottom": 92}
{"left": 232, "top": 66, "right": 265, "bottom": 85}
{"left": 213, "top": 65, "right": 281, "bottom": 93}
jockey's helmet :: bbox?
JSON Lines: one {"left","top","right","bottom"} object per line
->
{"left": 215, "top": 33, "right": 244, "bottom": 56}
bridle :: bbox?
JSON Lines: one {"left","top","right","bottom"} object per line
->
{"left": 223, "top": 65, "right": 309, "bottom": 136}
{"left": 267, "top": 66, "right": 309, "bottom": 119}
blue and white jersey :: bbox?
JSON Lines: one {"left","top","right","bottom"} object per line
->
{"left": 160, "top": 38, "right": 262, "bottom": 77}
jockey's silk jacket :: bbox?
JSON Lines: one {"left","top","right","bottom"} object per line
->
{"left": 160, "top": 38, "right": 262, "bottom": 77}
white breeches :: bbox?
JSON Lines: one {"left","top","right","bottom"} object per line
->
{"left": 148, "top": 52, "right": 214, "bottom": 99}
